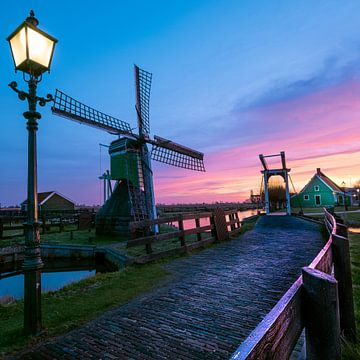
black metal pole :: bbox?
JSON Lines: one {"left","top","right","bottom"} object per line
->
{"left": 23, "top": 76, "right": 43, "bottom": 335}
{"left": 9, "top": 78, "right": 53, "bottom": 335}
{"left": 344, "top": 189, "right": 348, "bottom": 211}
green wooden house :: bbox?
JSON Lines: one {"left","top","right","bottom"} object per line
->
{"left": 291, "top": 168, "right": 350, "bottom": 208}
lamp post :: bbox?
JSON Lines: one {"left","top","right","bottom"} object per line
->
{"left": 7, "top": 10, "right": 57, "bottom": 335}
{"left": 341, "top": 181, "right": 348, "bottom": 211}
{"left": 357, "top": 189, "right": 360, "bottom": 208}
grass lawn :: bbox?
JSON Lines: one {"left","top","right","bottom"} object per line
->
{"left": 291, "top": 207, "right": 325, "bottom": 214}
{"left": 341, "top": 213, "right": 360, "bottom": 227}
{"left": 0, "top": 226, "right": 128, "bottom": 248}
{"left": 290, "top": 207, "right": 360, "bottom": 227}
{"left": 0, "top": 263, "right": 168, "bottom": 356}
{"left": 342, "top": 231, "right": 360, "bottom": 358}
{"left": 291, "top": 206, "right": 360, "bottom": 214}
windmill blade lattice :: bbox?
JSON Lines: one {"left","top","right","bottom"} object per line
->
{"left": 135, "top": 65, "right": 152, "bottom": 134}
{"left": 52, "top": 89, "right": 133, "bottom": 135}
{"left": 150, "top": 135, "right": 205, "bottom": 172}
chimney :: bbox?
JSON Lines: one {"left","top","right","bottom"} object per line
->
{"left": 317, "top": 168, "right": 321, "bottom": 175}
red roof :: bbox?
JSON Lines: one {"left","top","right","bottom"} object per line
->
{"left": 297, "top": 169, "right": 344, "bottom": 195}
{"left": 317, "top": 170, "right": 343, "bottom": 192}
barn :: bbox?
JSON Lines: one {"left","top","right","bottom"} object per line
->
{"left": 21, "top": 191, "right": 75, "bottom": 212}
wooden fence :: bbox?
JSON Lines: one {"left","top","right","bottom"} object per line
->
{"left": 157, "top": 203, "right": 259, "bottom": 214}
{"left": 231, "top": 208, "right": 356, "bottom": 360}
{"left": 0, "top": 213, "right": 94, "bottom": 240}
{"left": 128, "top": 208, "right": 252, "bottom": 263}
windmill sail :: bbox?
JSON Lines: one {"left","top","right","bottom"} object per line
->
{"left": 50, "top": 66, "right": 205, "bottom": 237}
{"left": 150, "top": 135, "right": 205, "bottom": 172}
{"left": 134, "top": 65, "right": 152, "bottom": 135}
{"left": 52, "top": 89, "right": 133, "bottom": 135}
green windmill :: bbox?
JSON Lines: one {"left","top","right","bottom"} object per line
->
{"left": 52, "top": 65, "right": 205, "bottom": 235}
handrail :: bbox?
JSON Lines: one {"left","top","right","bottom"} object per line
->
{"left": 230, "top": 208, "right": 355, "bottom": 359}
{"left": 128, "top": 211, "right": 217, "bottom": 257}
{"left": 128, "top": 209, "right": 258, "bottom": 260}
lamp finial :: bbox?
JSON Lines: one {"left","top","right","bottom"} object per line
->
{"left": 26, "top": 10, "right": 39, "bottom": 27}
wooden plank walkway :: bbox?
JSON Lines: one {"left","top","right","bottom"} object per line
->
{"left": 16, "top": 216, "right": 324, "bottom": 359}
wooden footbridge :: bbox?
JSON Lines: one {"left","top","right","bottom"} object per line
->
{"left": 15, "top": 210, "right": 354, "bottom": 359}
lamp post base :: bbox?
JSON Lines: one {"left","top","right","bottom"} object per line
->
{"left": 23, "top": 270, "right": 42, "bottom": 335}
{"left": 23, "top": 221, "right": 43, "bottom": 335}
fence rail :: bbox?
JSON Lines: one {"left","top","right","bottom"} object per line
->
{"left": 231, "top": 208, "right": 356, "bottom": 359}
{"left": 0, "top": 212, "right": 94, "bottom": 240}
{"left": 157, "top": 203, "right": 259, "bottom": 214}
{"left": 128, "top": 208, "right": 255, "bottom": 263}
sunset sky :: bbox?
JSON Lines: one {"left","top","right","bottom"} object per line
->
{"left": 1, "top": 1, "right": 360, "bottom": 206}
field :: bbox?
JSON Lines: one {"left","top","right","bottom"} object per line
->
{"left": 343, "top": 231, "right": 360, "bottom": 359}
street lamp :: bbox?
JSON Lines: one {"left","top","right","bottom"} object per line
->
{"left": 7, "top": 10, "right": 57, "bottom": 335}
{"left": 341, "top": 181, "right": 348, "bottom": 211}
{"left": 357, "top": 189, "right": 360, "bottom": 208}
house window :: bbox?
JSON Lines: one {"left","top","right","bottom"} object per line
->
{"left": 314, "top": 185, "right": 319, "bottom": 192}
{"left": 315, "top": 195, "right": 321, "bottom": 206}
{"left": 304, "top": 195, "right": 309, "bottom": 200}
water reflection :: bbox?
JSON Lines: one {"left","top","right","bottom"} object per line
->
{"left": 0, "top": 257, "right": 113, "bottom": 303}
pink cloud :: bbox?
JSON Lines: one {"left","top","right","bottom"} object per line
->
{"left": 154, "top": 78, "right": 360, "bottom": 203}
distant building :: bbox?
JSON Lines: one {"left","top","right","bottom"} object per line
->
{"left": 21, "top": 191, "right": 75, "bottom": 212}
{"left": 250, "top": 190, "right": 262, "bottom": 204}
{"left": 291, "top": 168, "right": 351, "bottom": 208}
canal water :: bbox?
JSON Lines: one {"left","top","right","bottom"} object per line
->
{"left": 0, "top": 257, "right": 113, "bottom": 304}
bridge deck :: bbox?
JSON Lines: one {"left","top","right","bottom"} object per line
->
{"left": 19, "top": 216, "right": 324, "bottom": 359}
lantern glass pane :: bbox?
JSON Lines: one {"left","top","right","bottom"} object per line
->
{"left": 27, "top": 27, "right": 54, "bottom": 68}
{"left": 9, "top": 27, "right": 27, "bottom": 67}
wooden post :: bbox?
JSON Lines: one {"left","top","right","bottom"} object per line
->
{"left": 41, "top": 214, "right": 47, "bottom": 234}
{"left": 235, "top": 212, "right": 240, "bottom": 229}
{"left": 178, "top": 215, "right": 185, "bottom": 247}
{"left": 195, "top": 218, "right": 201, "bottom": 241}
{"left": 212, "top": 208, "right": 229, "bottom": 242}
{"left": 0, "top": 218, "right": 3, "bottom": 239}
{"left": 210, "top": 214, "right": 216, "bottom": 239}
{"left": 59, "top": 216, "right": 63, "bottom": 232}
{"left": 336, "top": 223, "right": 348, "bottom": 238}
{"left": 332, "top": 234, "right": 356, "bottom": 341}
{"left": 302, "top": 267, "right": 341, "bottom": 360}
{"left": 145, "top": 227, "right": 153, "bottom": 254}
{"left": 230, "top": 213, "right": 236, "bottom": 231}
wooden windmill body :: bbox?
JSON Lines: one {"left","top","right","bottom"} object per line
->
{"left": 52, "top": 65, "right": 205, "bottom": 235}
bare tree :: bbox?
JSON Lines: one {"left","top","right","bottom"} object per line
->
{"left": 261, "top": 177, "right": 287, "bottom": 210}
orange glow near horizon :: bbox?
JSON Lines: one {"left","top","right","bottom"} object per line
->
{"left": 154, "top": 78, "right": 360, "bottom": 204}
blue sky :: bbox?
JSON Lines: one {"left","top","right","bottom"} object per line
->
{"left": 1, "top": 1, "right": 360, "bottom": 205}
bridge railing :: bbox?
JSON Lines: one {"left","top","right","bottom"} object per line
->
{"left": 231, "top": 207, "right": 356, "bottom": 360}
{"left": 128, "top": 212, "right": 216, "bottom": 261}
{"left": 128, "top": 208, "right": 257, "bottom": 263}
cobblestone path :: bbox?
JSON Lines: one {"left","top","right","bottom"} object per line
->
{"left": 17, "top": 216, "right": 324, "bottom": 359}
